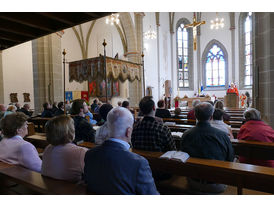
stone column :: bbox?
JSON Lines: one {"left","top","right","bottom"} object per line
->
{"left": 125, "top": 12, "right": 144, "bottom": 107}
{"left": 230, "top": 12, "right": 236, "bottom": 83}
{"left": 254, "top": 13, "right": 274, "bottom": 128}
{"left": 32, "top": 33, "right": 62, "bottom": 114}
{"left": 0, "top": 51, "right": 4, "bottom": 103}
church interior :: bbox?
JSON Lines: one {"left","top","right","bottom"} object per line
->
{"left": 0, "top": 10, "right": 274, "bottom": 197}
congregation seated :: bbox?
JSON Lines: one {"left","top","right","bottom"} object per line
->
{"left": 187, "top": 99, "right": 200, "bottom": 120}
{"left": 51, "top": 102, "right": 58, "bottom": 114}
{"left": 19, "top": 103, "right": 32, "bottom": 117}
{"left": 211, "top": 108, "right": 234, "bottom": 139}
{"left": 85, "top": 108, "right": 97, "bottom": 125}
{"left": 90, "top": 98, "right": 99, "bottom": 113}
{"left": 15, "top": 103, "right": 21, "bottom": 112}
{"left": 0, "top": 112, "right": 41, "bottom": 172}
{"left": 84, "top": 107, "right": 159, "bottom": 194}
{"left": 65, "top": 100, "right": 71, "bottom": 114}
{"left": 155, "top": 100, "right": 171, "bottom": 118}
{"left": 42, "top": 115, "right": 88, "bottom": 182}
{"left": 41, "top": 102, "right": 54, "bottom": 118}
{"left": 181, "top": 102, "right": 234, "bottom": 193}
{"left": 172, "top": 107, "right": 183, "bottom": 119}
{"left": 95, "top": 103, "right": 113, "bottom": 145}
{"left": 54, "top": 102, "right": 65, "bottom": 116}
{"left": 237, "top": 108, "right": 274, "bottom": 167}
{"left": 117, "top": 101, "right": 122, "bottom": 107}
{"left": 132, "top": 96, "right": 176, "bottom": 152}
{"left": 70, "top": 99, "right": 95, "bottom": 143}
{"left": 4, "top": 105, "right": 16, "bottom": 117}
{"left": 0, "top": 104, "right": 6, "bottom": 119}
{"left": 214, "top": 100, "right": 230, "bottom": 121}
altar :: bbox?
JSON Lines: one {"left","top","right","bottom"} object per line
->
{"left": 180, "top": 96, "right": 211, "bottom": 107}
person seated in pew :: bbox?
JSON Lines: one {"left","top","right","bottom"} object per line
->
{"left": 85, "top": 106, "right": 97, "bottom": 125}
{"left": 19, "top": 104, "right": 32, "bottom": 117}
{"left": 51, "top": 102, "right": 58, "bottom": 114}
{"left": 90, "top": 98, "right": 99, "bottom": 113}
{"left": 54, "top": 102, "right": 65, "bottom": 116}
{"left": 70, "top": 99, "right": 96, "bottom": 144}
{"left": 211, "top": 109, "right": 234, "bottom": 139}
{"left": 42, "top": 115, "right": 88, "bottom": 182}
{"left": 4, "top": 105, "right": 16, "bottom": 117}
{"left": 155, "top": 100, "right": 171, "bottom": 118}
{"left": 237, "top": 108, "right": 274, "bottom": 167}
{"left": 41, "top": 102, "right": 54, "bottom": 118}
{"left": 181, "top": 102, "right": 234, "bottom": 194}
{"left": 0, "top": 104, "right": 7, "bottom": 120}
{"left": 214, "top": 100, "right": 230, "bottom": 121}
{"left": 132, "top": 96, "right": 176, "bottom": 152}
{"left": 0, "top": 113, "right": 42, "bottom": 172}
{"left": 84, "top": 107, "right": 159, "bottom": 194}
{"left": 187, "top": 99, "right": 201, "bottom": 120}
{"left": 172, "top": 107, "right": 183, "bottom": 119}
{"left": 15, "top": 103, "right": 21, "bottom": 112}
{"left": 95, "top": 103, "right": 113, "bottom": 145}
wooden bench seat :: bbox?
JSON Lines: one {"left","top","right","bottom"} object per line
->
{"left": 0, "top": 161, "right": 87, "bottom": 195}
{"left": 78, "top": 142, "right": 274, "bottom": 194}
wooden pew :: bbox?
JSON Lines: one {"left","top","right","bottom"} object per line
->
{"left": 28, "top": 117, "right": 51, "bottom": 133}
{"left": 162, "top": 118, "right": 243, "bottom": 128}
{"left": 0, "top": 161, "right": 87, "bottom": 195}
{"left": 77, "top": 142, "right": 274, "bottom": 194}
{"left": 231, "top": 139, "right": 274, "bottom": 160}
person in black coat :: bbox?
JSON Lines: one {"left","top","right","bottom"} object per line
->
{"left": 54, "top": 102, "right": 65, "bottom": 116}
{"left": 41, "top": 102, "right": 54, "bottom": 118}
{"left": 71, "top": 99, "right": 95, "bottom": 144}
{"left": 155, "top": 99, "right": 171, "bottom": 118}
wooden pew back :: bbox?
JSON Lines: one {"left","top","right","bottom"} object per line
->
{"left": 0, "top": 161, "right": 87, "bottom": 195}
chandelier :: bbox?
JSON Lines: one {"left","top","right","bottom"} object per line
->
{"left": 210, "top": 13, "right": 224, "bottom": 30}
{"left": 144, "top": 26, "right": 157, "bottom": 40}
{"left": 105, "top": 14, "right": 119, "bottom": 25}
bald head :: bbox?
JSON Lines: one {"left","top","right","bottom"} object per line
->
{"left": 195, "top": 102, "right": 214, "bottom": 122}
{"left": 107, "top": 107, "right": 134, "bottom": 140}
{"left": 0, "top": 104, "right": 6, "bottom": 112}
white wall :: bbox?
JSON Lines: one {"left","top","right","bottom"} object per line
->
{"left": 143, "top": 12, "right": 159, "bottom": 102}
{"left": 2, "top": 41, "right": 34, "bottom": 109}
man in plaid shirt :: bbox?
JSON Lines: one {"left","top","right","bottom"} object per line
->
{"left": 132, "top": 96, "right": 176, "bottom": 152}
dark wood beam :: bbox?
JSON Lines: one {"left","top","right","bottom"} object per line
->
{"left": 0, "top": 13, "right": 59, "bottom": 32}
{"left": 35, "top": 12, "right": 73, "bottom": 26}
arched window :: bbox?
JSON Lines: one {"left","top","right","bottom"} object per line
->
{"left": 202, "top": 40, "right": 228, "bottom": 90}
{"left": 239, "top": 12, "right": 253, "bottom": 89}
{"left": 176, "top": 18, "right": 193, "bottom": 90}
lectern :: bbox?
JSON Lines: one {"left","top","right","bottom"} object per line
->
{"left": 224, "top": 93, "right": 239, "bottom": 108}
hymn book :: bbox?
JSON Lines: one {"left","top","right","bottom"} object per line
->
{"left": 160, "top": 151, "right": 190, "bottom": 163}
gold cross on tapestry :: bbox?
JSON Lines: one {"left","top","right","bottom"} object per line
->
{"left": 184, "top": 13, "right": 205, "bottom": 51}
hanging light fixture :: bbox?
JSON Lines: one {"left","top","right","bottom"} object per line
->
{"left": 210, "top": 12, "right": 224, "bottom": 30}
{"left": 106, "top": 14, "right": 120, "bottom": 25}
{"left": 144, "top": 25, "right": 157, "bottom": 40}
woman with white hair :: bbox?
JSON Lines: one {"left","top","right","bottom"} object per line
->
{"left": 238, "top": 108, "right": 274, "bottom": 167}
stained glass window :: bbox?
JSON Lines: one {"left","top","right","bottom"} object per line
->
{"left": 177, "top": 23, "right": 189, "bottom": 88}
{"left": 205, "top": 45, "right": 226, "bottom": 87}
{"left": 244, "top": 13, "right": 253, "bottom": 86}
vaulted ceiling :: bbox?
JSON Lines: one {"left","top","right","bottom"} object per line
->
{"left": 0, "top": 12, "right": 112, "bottom": 50}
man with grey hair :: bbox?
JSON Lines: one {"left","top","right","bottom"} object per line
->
{"left": 84, "top": 107, "right": 159, "bottom": 195}
{"left": 181, "top": 102, "right": 234, "bottom": 194}
{"left": 187, "top": 99, "right": 201, "bottom": 120}
{"left": 238, "top": 108, "right": 274, "bottom": 167}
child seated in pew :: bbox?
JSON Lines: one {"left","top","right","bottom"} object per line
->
{"left": 0, "top": 113, "right": 42, "bottom": 172}
{"left": 42, "top": 115, "right": 88, "bottom": 182}
{"left": 172, "top": 107, "right": 183, "bottom": 119}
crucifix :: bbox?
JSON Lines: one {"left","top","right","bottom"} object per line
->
{"left": 184, "top": 13, "right": 205, "bottom": 51}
